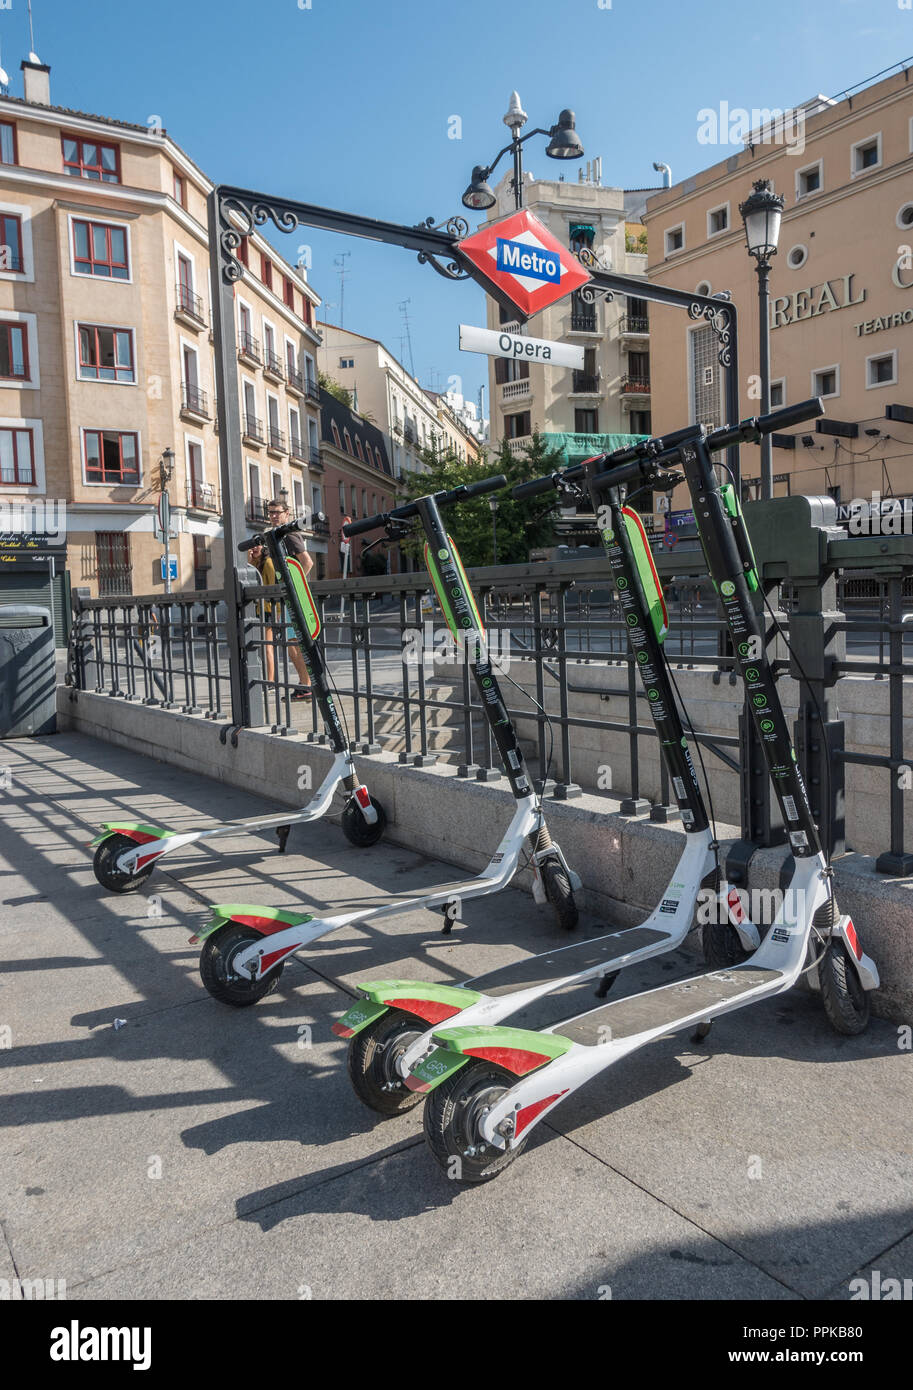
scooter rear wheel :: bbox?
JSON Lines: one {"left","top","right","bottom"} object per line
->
{"left": 819, "top": 938, "right": 870, "bottom": 1036}
{"left": 424, "top": 1060, "right": 525, "bottom": 1183}
{"left": 541, "top": 859, "right": 578, "bottom": 932}
{"left": 347, "top": 1010, "right": 427, "bottom": 1116}
{"left": 93, "top": 834, "right": 155, "bottom": 893}
{"left": 341, "top": 795, "right": 386, "bottom": 847}
{"left": 199, "top": 924, "right": 283, "bottom": 1007}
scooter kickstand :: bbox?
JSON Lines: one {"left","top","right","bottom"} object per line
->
{"left": 691, "top": 1020, "right": 713, "bottom": 1044}
{"left": 275, "top": 825, "right": 291, "bottom": 855}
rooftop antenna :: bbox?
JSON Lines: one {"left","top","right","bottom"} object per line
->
{"left": 27, "top": 0, "right": 39, "bottom": 62}
{"left": 0, "top": 40, "right": 8, "bottom": 94}
{"left": 333, "top": 252, "right": 350, "bottom": 328}
{"left": 398, "top": 298, "right": 415, "bottom": 379}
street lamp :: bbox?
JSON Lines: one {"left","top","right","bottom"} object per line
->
{"left": 461, "top": 92, "right": 585, "bottom": 213}
{"left": 159, "top": 446, "right": 175, "bottom": 595}
{"left": 489, "top": 495, "right": 499, "bottom": 565}
{"left": 739, "top": 178, "right": 785, "bottom": 499}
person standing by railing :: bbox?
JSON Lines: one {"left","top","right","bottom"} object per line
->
{"left": 266, "top": 497, "right": 313, "bottom": 699}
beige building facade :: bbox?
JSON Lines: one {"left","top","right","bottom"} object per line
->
{"left": 482, "top": 168, "right": 653, "bottom": 454}
{"left": 643, "top": 63, "right": 913, "bottom": 510}
{"left": 0, "top": 60, "right": 322, "bottom": 633}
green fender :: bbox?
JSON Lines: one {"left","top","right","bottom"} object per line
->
{"left": 191, "top": 903, "right": 315, "bottom": 944}
{"left": 406, "top": 1024, "right": 573, "bottom": 1094}
{"left": 332, "top": 979, "right": 482, "bottom": 1039}
{"left": 88, "top": 822, "right": 172, "bottom": 848}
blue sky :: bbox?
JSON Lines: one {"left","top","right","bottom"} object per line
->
{"left": 8, "top": 0, "right": 911, "bottom": 409}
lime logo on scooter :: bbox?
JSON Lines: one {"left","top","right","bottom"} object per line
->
{"left": 760, "top": 719, "right": 775, "bottom": 733}
{"left": 616, "top": 576, "right": 628, "bottom": 590}
{"left": 753, "top": 694, "right": 768, "bottom": 708}
{"left": 720, "top": 580, "right": 736, "bottom": 597}
{"left": 648, "top": 689, "right": 660, "bottom": 701}
{"left": 746, "top": 667, "right": 760, "bottom": 683}
{"left": 626, "top": 614, "right": 638, "bottom": 627}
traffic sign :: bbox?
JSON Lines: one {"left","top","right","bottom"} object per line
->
{"left": 459, "top": 324, "right": 584, "bottom": 369}
{"left": 159, "top": 556, "right": 178, "bottom": 582}
{"left": 456, "top": 209, "right": 592, "bottom": 319}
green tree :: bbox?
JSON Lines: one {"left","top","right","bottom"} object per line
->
{"left": 318, "top": 371, "right": 352, "bottom": 408}
{"left": 399, "top": 431, "right": 566, "bottom": 567}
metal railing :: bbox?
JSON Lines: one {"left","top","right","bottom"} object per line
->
{"left": 621, "top": 315, "right": 649, "bottom": 334}
{"left": 189, "top": 478, "right": 219, "bottom": 512}
{"left": 287, "top": 367, "right": 304, "bottom": 393}
{"left": 289, "top": 435, "right": 307, "bottom": 462}
{"left": 305, "top": 375, "right": 320, "bottom": 402}
{"left": 238, "top": 331, "right": 261, "bottom": 364}
{"left": 66, "top": 530, "right": 913, "bottom": 869}
{"left": 571, "top": 371, "right": 600, "bottom": 394}
{"left": 264, "top": 349, "right": 285, "bottom": 379}
{"left": 267, "top": 425, "right": 287, "bottom": 453}
{"left": 242, "top": 413, "right": 264, "bottom": 443}
{"left": 621, "top": 375, "right": 651, "bottom": 394}
{"left": 181, "top": 382, "right": 210, "bottom": 417}
{"left": 570, "top": 311, "right": 597, "bottom": 332}
{"left": 175, "top": 281, "right": 205, "bottom": 323}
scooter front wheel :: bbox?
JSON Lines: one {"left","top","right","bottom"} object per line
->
{"left": 819, "top": 938, "right": 870, "bottom": 1036}
{"left": 93, "top": 834, "right": 155, "bottom": 894}
{"left": 199, "top": 924, "right": 283, "bottom": 1007}
{"left": 347, "top": 1010, "right": 427, "bottom": 1116}
{"left": 341, "top": 795, "right": 386, "bottom": 847}
{"left": 423, "top": 1060, "right": 526, "bottom": 1183}
{"left": 541, "top": 859, "right": 578, "bottom": 932}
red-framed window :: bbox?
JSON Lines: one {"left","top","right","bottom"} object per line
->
{"left": 77, "top": 324, "right": 135, "bottom": 382}
{"left": 72, "top": 219, "right": 129, "bottom": 279}
{"left": 0, "top": 427, "right": 34, "bottom": 484}
{"left": 354, "top": 436, "right": 364, "bottom": 461}
{"left": 62, "top": 134, "right": 120, "bottom": 183}
{"left": 331, "top": 421, "right": 342, "bottom": 448}
{"left": 173, "top": 170, "right": 186, "bottom": 207}
{"left": 0, "top": 321, "right": 29, "bottom": 380}
{"left": 261, "top": 254, "right": 272, "bottom": 289}
{"left": 83, "top": 429, "right": 140, "bottom": 485}
{"left": 0, "top": 122, "right": 17, "bottom": 166}
{"left": 237, "top": 236, "right": 249, "bottom": 268}
{"left": 283, "top": 275, "right": 294, "bottom": 309}
{"left": 343, "top": 428, "right": 353, "bottom": 455}
{"left": 302, "top": 297, "right": 312, "bottom": 326}
{"left": 285, "top": 340, "right": 297, "bottom": 375}
{"left": 0, "top": 214, "right": 24, "bottom": 273}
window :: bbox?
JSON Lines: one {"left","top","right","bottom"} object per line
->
{"left": 796, "top": 161, "right": 822, "bottom": 199}
{"left": 62, "top": 135, "right": 119, "bottom": 182}
{"left": 786, "top": 244, "right": 808, "bottom": 270}
{"left": 339, "top": 357, "right": 354, "bottom": 369}
{"left": 866, "top": 351, "right": 897, "bottom": 388}
{"left": 851, "top": 135, "right": 881, "bottom": 175}
{"left": 239, "top": 302, "right": 252, "bottom": 338}
{"left": 286, "top": 340, "right": 298, "bottom": 377}
{"left": 690, "top": 324, "right": 721, "bottom": 429}
{"left": 361, "top": 489, "right": 367, "bottom": 517}
{"left": 504, "top": 411, "right": 530, "bottom": 440}
{"left": 770, "top": 378, "right": 786, "bottom": 408}
{"left": 896, "top": 203, "right": 913, "bottom": 231}
{"left": 284, "top": 276, "right": 294, "bottom": 309}
{"left": 72, "top": 219, "right": 129, "bottom": 279}
{"left": 574, "top": 408, "right": 599, "bottom": 433}
{"left": 355, "top": 436, "right": 364, "bottom": 461}
{"left": 0, "top": 427, "right": 34, "bottom": 484}
{"left": 293, "top": 478, "right": 305, "bottom": 516}
{"left": 343, "top": 428, "right": 353, "bottom": 454}
{"left": 263, "top": 321, "right": 276, "bottom": 359}
{"left": 707, "top": 204, "right": 729, "bottom": 237}
{"left": 0, "top": 214, "right": 23, "bottom": 273}
{"left": 338, "top": 481, "right": 345, "bottom": 511}
{"left": 811, "top": 366, "right": 839, "bottom": 398}
{"left": 312, "top": 484, "right": 322, "bottom": 514}
{"left": 248, "top": 461, "right": 262, "bottom": 510}
{"left": 664, "top": 223, "right": 685, "bottom": 255}
{"left": 304, "top": 355, "right": 316, "bottom": 389}
{"left": 331, "top": 421, "right": 342, "bottom": 449}
{"left": 84, "top": 429, "right": 140, "bottom": 484}
{"left": 243, "top": 380, "right": 257, "bottom": 431}
{"left": 289, "top": 407, "right": 301, "bottom": 452}
{"left": 173, "top": 170, "right": 186, "bottom": 206}
{"left": 237, "top": 237, "right": 249, "bottom": 268}
{"left": 302, "top": 297, "right": 312, "bottom": 327}
{"left": 77, "top": 325, "right": 135, "bottom": 382}
{"left": 0, "top": 123, "right": 17, "bottom": 166}
{"left": 95, "top": 532, "right": 131, "bottom": 596}
{"left": 374, "top": 447, "right": 383, "bottom": 470}
{"left": 351, "top": 484, "right": 358, "bottom": 517}
{"left": 261, "top": 254, "right": 272, "bottom": 289}
{"left": 308, "top": 418, "right": 319, "bottom": 455}
{"left": 0, "top": 322, "right": 28, "bottom": 380}
{"left": 630, "top": 410, "right": 651, "bottom": 434}
{"left": 569, "top": 222, "right": 595, "bottom": 253}
{"left": 271, "top": 469, "right": 283, "bottom": 500}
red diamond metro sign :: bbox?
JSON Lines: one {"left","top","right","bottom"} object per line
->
{"left": 456, "top": 209, "right": 592, "bottom": 319}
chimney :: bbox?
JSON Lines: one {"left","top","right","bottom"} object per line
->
{"left": 21, "top": 56, "right": 50, "bottom": 106}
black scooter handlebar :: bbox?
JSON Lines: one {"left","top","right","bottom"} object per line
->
{"left": 237, "top": 519, "right": 307, "bottom": 553}
{"left": 706, "top": 396, "right": 824, "bottom": 453}
{"left": 343, "top": 474, "right": 507, "bottom": 538}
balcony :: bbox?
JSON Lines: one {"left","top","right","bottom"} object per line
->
{"left": 403, "top": 423, "right": 416, "bottom": 444}
{"left": 305, "top": 374, "right": 320, "bottom": 403}
{"left": 621, "top": 375, "right": 651, "bottom": 396}
{"left": 188, "top": 478, "right": 219, "bottom": 513}
{"left": 264, "top": 348, "right": 285, "bottom": 383}
{"left": 180, "top": 382, "right": 210, "bottom": 420}
{"left": 571, "top": 371, "right": 600, "bottom": 395}
{"left": 311, "top": 516, "right": 331, "bottom": 537}
{"left": 289, "top": 435, "right": 308, "bottom": 463}
{"left": 175, "top": 281, "right": 205, "bottom": 330}
{"left": 238, "top": 331, "right": 261, "bottom": 367}
{"left": 267, "top": 425, "right": 287, "bottom": 456}
{"left": 506, "top": 436, "right": 532, "bottom": 456}
{"left": 569, "top": 311, "right": 598, "bottom": 333}
{"left": 621, "top": 315, "right": 650, "bottom": 337}
{"left": 287, "top": 367, "right": 304, "bottom": 396}
{"left": 242, "top": 412, "right": 264, "bottom": 445}
{"left": 499, "top": 378, "right": 532, "bottom": 403}
{"left": 246, "top": 496, "right": 270, "bottom": 524}
{"left": 309, "top": 446, "right": 323, "bottom": 470}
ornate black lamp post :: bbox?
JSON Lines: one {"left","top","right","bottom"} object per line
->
{"left": 739, "top": 179, "right": 785, "bottom": 499}
{"left": 462, "top": 92, "right": 584, "bottom": 212}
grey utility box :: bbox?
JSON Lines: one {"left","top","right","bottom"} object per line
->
{"left": 0, "top": 605, "right": 57, "bottom": 737}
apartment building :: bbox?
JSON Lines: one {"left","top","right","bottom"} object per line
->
{"left": 319, "top": 388, "right": 396, "bottom": 578}
{"left": 317, "top": 324, "right": 481, "bottom": 481}
{"left": 643, "top": 60, "right": 913, "bottom": 508}
{"left": 482, "top": 166, "right": 655, "bottom": 456}
{"left": 0, "top": 58, "right": 323, "bottom": 636}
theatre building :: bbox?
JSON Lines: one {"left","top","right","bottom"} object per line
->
{"left": 642, "top": 61, "right": 913, "bottom": 511}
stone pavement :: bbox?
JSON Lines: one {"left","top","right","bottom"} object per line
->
{"left": 1, "top": 731, "right": 910, "bottom": 1301}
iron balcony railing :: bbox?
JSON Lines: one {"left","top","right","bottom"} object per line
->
{"left": 570, "top": 311, "right": 597, "bottom": 332}
{"left": 310, "top": 446, "right": 322, "bottom": 467}
{"left": 238, "top": 331, "right": 261, "bottom": 364}
{"left": 181, "top": 382, "right": 210, "bottom": 417}
{"left": 242, "top": 413, "right": 264, "bottom": 443}
{"left": 621, "top": 315, "right": 650, "bottom": 334}
{"left": 189, "top": 479, "right": 219, "bottom": 512}
{"left": 264, "top": 349, "right": 285, "bottom": 380}
{"left": 267, "top": 425, "right": 287, "bottom": 453}
{"left": 621, "top": 375, "right": 651, "bottom": 394}
{"left": 289, "top": 435, "right": 307, "bottom": 462}
{"left": 287, "top": 367, "right": 304, "bottom": 393}
{"left": 175, "top": 281, "right": 205, "bottom": 323}
{"left": 305, "top": 375, "right": 320, "bottom": 402}
{"left": 246, "top": 496, "right": 270, "bottom": 523}
{"left": 571, "top": 371, "right": 600, "bottom": 394}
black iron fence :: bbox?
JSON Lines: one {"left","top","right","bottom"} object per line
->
{"left": 67, "top": 531, "right": 913, "bottom": 870}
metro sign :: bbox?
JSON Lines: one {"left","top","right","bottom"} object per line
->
{"left": 457, "top": 209, "right": 592, "bottom": 319}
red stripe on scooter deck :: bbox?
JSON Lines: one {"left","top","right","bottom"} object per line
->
{"left": 472, "top": 927, "right": 668, "bottom": 998}
{"left": 555, "top": 967, "right": 783, "bottom": 1045}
